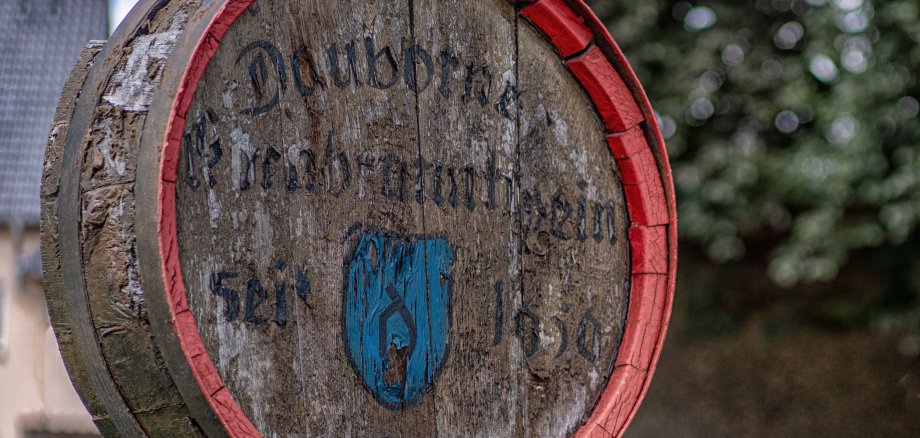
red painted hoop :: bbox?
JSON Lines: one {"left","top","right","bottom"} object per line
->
{"left": 157, "top": 1, "right": 676, "bottom": 437}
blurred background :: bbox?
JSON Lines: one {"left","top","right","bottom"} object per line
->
{"left": 586, "top": 0, "right": 920, "bottom": 436}
{"left": 0, "top": 0, "right": 916, "bottom": 437}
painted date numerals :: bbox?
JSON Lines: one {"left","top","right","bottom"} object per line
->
{"left": 492, "top": 280, "right": 602, "bottom": 363}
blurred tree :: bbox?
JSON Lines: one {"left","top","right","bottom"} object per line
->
{"left": 588, "top": 0, "right": 919, "bottom": 288}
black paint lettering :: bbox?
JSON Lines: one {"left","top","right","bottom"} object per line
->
{"left": 439, "top": 49, "right": 460, "bottom": 98}
{"left": 432, "top": 164, "right": 444, "bottom": 206}
{"left": 183, "top": 132, "right": 199, "bottom": 189}
{"left": 379, "top": 284, "right": 418, "bottom": 358}
{"left": 492, "top": 280, "right": 504, "bottom": 347}
{"left": 325, "top": 150, "right": 352, "bottom": 197}
{"left": 288, "top": 146, "right": 318, "bottom": 193}
{"left": 447, "top": 167, "right": 458, "bottom": 208}
{"left": 551, "top": 191, "right": 573, "bottom": 240}
{"left": 515, "top": 300, "right": 540, "bottom": 358}
{"left": 183, "top": 109, "right": 221, "bottom": 189}
{"left": 523, "top": 189, "right": 547, "bottom": 233}
{"left": 463, "top": 166, "right": 475, "bottom": 211}
{"left": 495, "top": 78, "right": 519, "bottom": 120}
{"left": 236, "top": 40, "right": 287, "bottom": 116}
{"left": 245, "top": 276, "right": 268, "bottom": 325}
{"left": 291, "top": 44, "right": 321, "bottom": 97}
{"left": 606, "top": 202, "right": 617, "bottom": 245}
{"left": 366, "top": 37, "right": 400, "bottom": 89}
{"left": 237, "top": 147, "right": 258, "bottom": 191}
{"left": 210, "top": 272, "right": 239, "bottom": 322}
{"left": 274, "top": 282, "right": 287, "bottom": 327}
{"left": 577, "top": 196, "right": 588, "bottom": 242}
{"left": 202, "top": 109, "right": 222, "bottom": 189}
{"left": 261, "top": 145, "right": 282, "bottom": 189}
{"left": 274, "top": 261, "right": 287, "bottom": 327}
{"left": 212, "top": 263, "right": 312, "bottom": 326}
{"left": 415, "top": 156, "right": 432, "bottom": 205}
{"left": 381, "top": 154, "right": 408, "bottom": 202}
{"left": 593, "top": 201, "right": 604, "bottom": 243}
{"left": 485, "top": 149, "right": 498, "bottom": 210}
{"left": 249, "top": 53, "right": 268, "bottom": 101}
{"left": 502, "top": 172, "right": 515, "bottom": 213}
{"left": 327, "top": 41, "right": 361, "bottom": 89}
{"left": 356, "top": 152, "right": 376, "bottom": 200}
{"left": 404, "top": 44, "right": 434, "bottom": 93}
{"left": 295, "top": 265, "right": 311, "bottom": 302}
{"left": 577, "top": 311, "right": 600, "bottom": 362}
{"left": 464, "top": 64, "right": 492, "bottom": 107}
{"left": 552, "top": 316, "right": 568, "bottom": 358}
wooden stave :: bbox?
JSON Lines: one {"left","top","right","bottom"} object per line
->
{"left": 134, "top": 2, "right": 243, "bottom": 436}
{"left": 40, "top": 0, "right": 677, "bottom": 436}
{"left": 41, "top": 40, "right": 122, "bottom": 437}
{"left": 43, "top": 0, "right": 217, "bottom": 436}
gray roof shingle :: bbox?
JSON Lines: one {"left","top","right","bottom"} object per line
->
{"left": 0, "top": 0, "right": 108, "bottom": 226}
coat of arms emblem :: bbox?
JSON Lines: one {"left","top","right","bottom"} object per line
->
{"left": 343, "top": 230, "right": 455, "bottom": 408}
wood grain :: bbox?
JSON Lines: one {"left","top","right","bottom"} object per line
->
{"left": 44, "top": 1, "right": 211, "bottom": 436}
{"left": 172, "top": 0, "right": 627, "bottom": 435}
{"left": 41, "top": 0, "right": 679, "bottom": 436}
{"left": 40, "top": 40, "right": 121, "bottom": 437}
{"left": 517, "top": 20, "right": 629, "bottom": 437}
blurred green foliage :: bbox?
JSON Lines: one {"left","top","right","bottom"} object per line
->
{"left": 589, "top": 0, "right": 919, "bottom": 289}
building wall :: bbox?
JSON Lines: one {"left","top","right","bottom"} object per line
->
{"left": 0, "top": 227, "right": 96, "bottom": 438}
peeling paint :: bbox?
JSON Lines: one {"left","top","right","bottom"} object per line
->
{"left": 207, "top": 189, "right": 221, "bottom": 230}
{"left": 230, "top": 128, "right": 255, "bottom": 193}
{"left": 103, "top": 10, "right": 187, "bottom": 111}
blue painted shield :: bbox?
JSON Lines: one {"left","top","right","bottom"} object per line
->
{"left": 343, "top": 231, "right": 454, "bottom": 408}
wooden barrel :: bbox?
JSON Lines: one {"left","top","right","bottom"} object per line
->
{"left": 41, "top": 0, "right": 676, "bottom": 436}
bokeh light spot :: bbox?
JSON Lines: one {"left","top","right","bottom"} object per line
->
{"left": 775, "top": 110, "right": 801, "bottom": 134}
{"left": 722, "top": 44, "right": 745, "bottom": 66}
{"left": 809, "top": 54, "right": 839, "bottom": 82}
{"left": 826, "top": 115, "right": 858, "bottom": 144}
{"left": 685, "top": 6, "right": 717, "bottom": 31}
{"left": 897, "top": 96, "right": 919, "bottom": 118}
{"left": 774, "top": 21, "right": 805, "bottom": 49}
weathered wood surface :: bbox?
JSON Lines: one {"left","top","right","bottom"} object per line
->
{"left": 42, "top": 1, "right": 213, "bottom": 436}
{"left": 41, "top": 40, "right": 121, "bottom": 437}
{"left": 41, "top": 0, "right": 677, "bottom": 437}
{"left": 171, "top": 0, "right": 628, "bottom": 435}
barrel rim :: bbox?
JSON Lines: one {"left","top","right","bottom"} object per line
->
{"left": 561, "top": 1, "right": 678, "bottom": 436}
{"left": 150, "top": 0, "right": 677, "bottom": 436}
{"left": 134, "top": 1, "right": 239, "bottom": 436}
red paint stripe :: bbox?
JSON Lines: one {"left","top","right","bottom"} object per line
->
{"left": 520, "top": 0, "right": 593, "bottom": 58}
{"left": 623, "top": 181, "right": 668, "bottom": 227}
{"left": 615, "top": 130, "right": 669, "bottom": 227}
{"left": 565, "top": 45, "right": 644, "bottom": 134}
{"left": 629, "top": 226, "right": 668, "bottom": 275}
{"left": 614, "top": 274, "right": 668, "bottom": 370}
{"left": 584, "top": 365, "right": 644, "bottom": 437}
{"left": 600, "top": 370, "right": 644, "bottom": 435}
{"left": 617, "top": 147, "right": 658, "bottom": 187}
{"left": 606, "top": 125, "right": 647, "bottom": 160}
{"left": 545, "top": 2, "right": 676, "bottom": 437}
{"left": 158, "top": 0, "right": 260, "bottom": 437}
